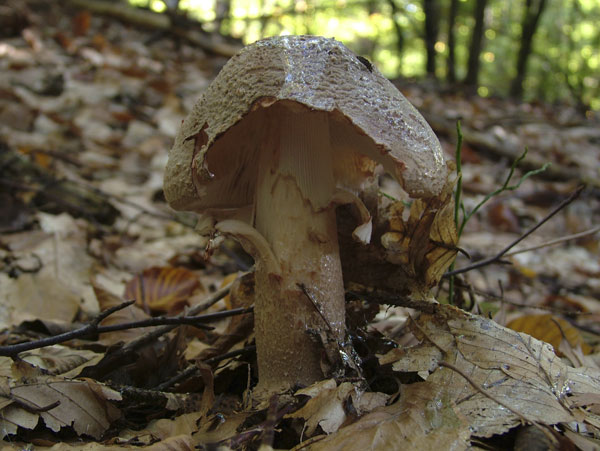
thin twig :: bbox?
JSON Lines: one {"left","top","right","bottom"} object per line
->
{"left": 347, "top": 290, "right": 439, "bottom": 314}
{"left": 453, "top": 280, "right": 593, "bottom": 316}
{"left": 113, "top": 280, "right": 236, "bottom": 356}
{"left": 445, "top": 185, "right": 584, "bottom": 277}
{"left": 0, "top": 301, "right": 134, "bottom": 357}
{"left": 504, "top": 225, "right": 600, "bottom": 257}
{"left": 95, "top": 307, "right": 252, "bottom": 334}
{"left": 154, "top": 345, "right": 256, "bottom": 391}
{"left": 0, "top": 283, "right": 240, "bottom": 358}
{"left": 94, "top": 300, "right": 137, "bottom": 324}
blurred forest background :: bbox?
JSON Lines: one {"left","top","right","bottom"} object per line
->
{"left": 131, "top": 0, "right": 600, "bottom": 113}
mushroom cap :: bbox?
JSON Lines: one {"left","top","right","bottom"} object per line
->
{"left": 164, "top": 35, "right": 446, "bottom": 214}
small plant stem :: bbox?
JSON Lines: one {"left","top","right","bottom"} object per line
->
{"left": 449, "top": 121, "right": 464, "bottom": 304}
{"left": 445, "top": 185, "right": 584, "bottom": 277}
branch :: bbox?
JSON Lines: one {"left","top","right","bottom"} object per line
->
{"left": 504, "top": 225, "right": 600, "bottom": 257}
{"left": 154, "top": 345, "right": 256, "bottom": 392}
{"left": 0, "top": 282, "right": 242, "bottom": 358}
{"left": 78, "top": 281, "right": 236, "bottom": 379}
{"left": 444, "top": 185, "right": 584, "bottom": 277}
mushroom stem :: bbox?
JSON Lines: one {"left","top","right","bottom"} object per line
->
{"left": 252, "top": 104, "right": 345, "bottom": 393}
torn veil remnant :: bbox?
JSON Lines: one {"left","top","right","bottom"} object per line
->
{"left": 164, "top": 35, "right": 446, "bottom": 395}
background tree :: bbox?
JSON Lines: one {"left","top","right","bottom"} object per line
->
{"left": 446, "top": 0, "right": 459, "bottom": 83}
{"left": 387, "top": 0, "right": 405, "bottom": 74}
{"left": 133, "top": 0, "right": 600, "bottom": 111}
{"left": 510, "top": 0, "right": 548, "bottom": 98}
{"left": 214, "top": 0, "right": 231, "bottom": 32}
{"left": 464, "top": 0, "right": 488, "bottom": 86}
{"left": 423, "top": 0, "right": 440, "bottom": 77}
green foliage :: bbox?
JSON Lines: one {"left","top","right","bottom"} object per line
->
{"left": 130, "top": 0, "right": 600, "bottom": 110}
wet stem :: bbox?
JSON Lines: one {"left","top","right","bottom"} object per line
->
{"left": 449, "top": 121, "right": 463, "bottom": 305}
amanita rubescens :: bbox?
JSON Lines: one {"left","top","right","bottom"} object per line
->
{"left": 164, "top": 35, "right": 445, "bottom": 394}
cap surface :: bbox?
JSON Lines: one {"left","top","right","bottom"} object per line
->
{"left": 164, "top": 35, "right": 446, "bottom": 213}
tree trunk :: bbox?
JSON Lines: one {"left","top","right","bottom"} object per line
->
{"left": 387, "top": 0, "right": 405, "bottom": 73}
{"left": 509, "top": 0, "right": 548, "bottom": 98}
{"left": 423, "top": 0, "right": 439, "bottom": 77}
{"left": 464, "top": 0, "right": 488, "bottom": 86}
{"left": 446, "top": 0, "right": 459, "bottom": 82}
{"left": 214, "top": 0, "right": 231, "bottom": 32}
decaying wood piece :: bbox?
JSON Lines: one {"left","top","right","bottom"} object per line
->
{"left": 0, "top": 148, "right": 119, "bottom": 225}
{"left": 422, "top": 110, "right": 593, "bottom": 185}
{"left": 66, "top": 0, "right": 241, "bottom": 57}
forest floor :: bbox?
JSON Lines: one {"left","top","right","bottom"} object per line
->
{"left": 1, "top": 1, "right": 600, "bottom": 450}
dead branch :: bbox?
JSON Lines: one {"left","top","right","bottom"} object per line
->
{"left": 66, "top": 0, "right": 242, "bottom": 57}
{"left": 78, "top": 281, "right": 235, "bottom": 380}
{"left": 0, "top": 299, "right": 252, "bottom": 358}
{"left": 422, "top": 111, "right": 595, "bottom": 186}
{"left": 0, "top": 149, "right": 119, "bottom": 225}
{"left": 154, "top": 345, "right": 256, "bottom": 392}
{"left": 445, "top": 185, "right": 584, "bottom": 277}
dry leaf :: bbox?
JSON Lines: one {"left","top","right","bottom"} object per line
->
{"left": 380, "top": 304, "right": 600, "bottom": 439}
{"left": 301, "top": 381, "right": 469, "bottom": 451}
{"left": 0, "top": 371, "right": 121, "bottom": 439}
{"left": 5, "top": 346, "right": 104, "bottom": 378}
{"left": 93, "top": 283, "right": 153, "bottom": 346}
{"left": 124, "top": 266, "right": 202, "bottom": 313}
{"left": 286, "top": 379, "right": 355, "bottom": 436}
{"left": 339, "top": 171, "right": 457, "bottom": 298}
{"left": 381, "top": 174, "right": 458, "bottom": 297}
{"left": 0, "top": 213, "right": 97, "bottom": 329}
{"left": 507, "top": 313, "right": 591, "bottom": 355}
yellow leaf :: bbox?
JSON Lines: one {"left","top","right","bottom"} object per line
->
{"left": 507, "top": 314, "right": 591, "bottom": 355}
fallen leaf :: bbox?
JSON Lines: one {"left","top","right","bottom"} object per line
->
{"left": 301, "top": 380, "right": 469, "bottom": 451}
{"left": 0, "top": 371, "right": 121, "bottom": 439}
{"left": 7, "top": 346, "right": 104, "bottom": 378}
{"left": 93, "top": 282, "right": 153, "bottom": 346}
{"left": 381, "top": 173, "right": 458, "bottom": 297}
{"left": 0, "top": 213, "right": 97, "bottom": 329}
{"left": 124, "top": 266, "right": 203, "bottom": 313}
{"left": 287, "top": 379, "right": 355, "bottom": 436}
{"left": 381, "top": 304, "right": 600, "bottom": 439}
{"left": 506, "top": 313, "right": 591, "bottom": 355}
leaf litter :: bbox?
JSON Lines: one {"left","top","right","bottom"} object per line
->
{"left": 0, "top": 0, "right": 599, "bottom": 449}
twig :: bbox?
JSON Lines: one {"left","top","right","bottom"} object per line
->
{"left": 261, "top": 395, "right": 279, "bottom": 449}
{"left": 347, "top": 290, "right": 438, "bottom": 314}
{"left": 445, "top": 185, "right": 584, "bottom": 277}
{"left": 79, "top": 281, "right": 240, "bottom": 380}
{"left": 111, "top": 280, "right": 236, "bottom": 355}
{"left": 0, "top": 301, "right": 134, "bottom": 357}
{"left": 223, "top": 400, "right": 298, "bottom": 449}
{"left": 154, "top": 345, "right": 256, "bottom": 391}
{"left": 96, "top": 307, "right": 252, "bottom": 334}
{"left": 453, "top": 279, "right": 592, "bottom": 316}
{"left": 504, "top": 225, "right": 600, "bottom": 257}
{"left": 0, "top": 283, "right": 240, "bottom": 358}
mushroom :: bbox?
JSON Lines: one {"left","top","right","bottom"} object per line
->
{"left": 164, "top": 35, "right": 446, "bottom": 394}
